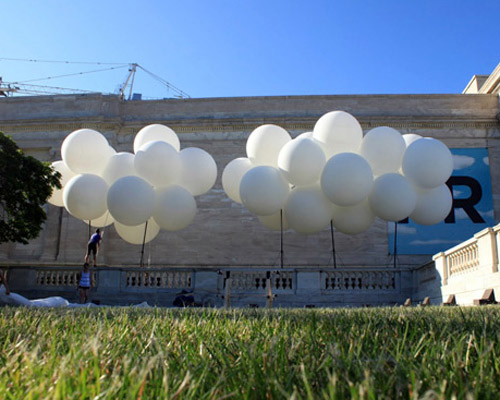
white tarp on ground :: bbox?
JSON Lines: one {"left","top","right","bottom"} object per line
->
{"left": 0, "top": 285, "right": 150, "bottom": 308}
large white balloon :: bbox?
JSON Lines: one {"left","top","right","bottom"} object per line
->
{"left": 296, "top": 131, "right": 313, "bottom": 140}
{"left": 179, "top": 147, "right": 217, "bottom": 196}
{"left": 101, "top": 152, "right": 137, "bottom": 185}
{"left": 222, "top": 158, "right": 254, "bottom": 204}
{"left": 369, "top": 173, "right": 417, "bottom": 222}
{"left": 134, "top": 141, "right": 181, "bottom": 187}
{"left": 133, "top": 124, "right": 180, "bottom": 153}
{"left": 360, "top": 126, "right": 406, "bottom": 176}
{"left": 61, "top": 129, "right": 112, "bottom": 175}
{"left": 85, "top": 210, "right": 115, "bottom": 228}
{"left": 285, "top": 185, "right": 332, "bottom": 234}
{"left": 48, "top": 161, "right": 76, "bottom": 207}
{"left": 258, "top": 210, "right": 289, "bottom": 231}
{"left": 410, "top": 184, "right": 452, "bottom": 225}
{"left": 402, "top": 133, "right": 422, "bottom": 148}
{"left": 153, "top": 185, "right": 197, "bottom": 231}
{"left": 239, "top": 166, "right": 290, "bottom": 216}
{"left": 63, "top": 174, "right": 108, "bottom": 221}
{"left": 246, "top": 124, "right": 291, "bottom": 166}
{"left": 107, "top": 176, "right": 155, "bottom": 226}
{"left": 331, "top": 199, "right": 375, "bottom": 235}
{"left": 278, "top": 137, "right": 326, "bottom": 186}
{"left": 114, "top": 219, "right": 160, "bottom": 245}
{"left": 402, "top": 138, "right": 453, "bottom": 189}
{"left": 321, "top": 152, "right": 373, "bottom": 206}
{"left": 313, "top": 111, "right": 363, "bottom": 158}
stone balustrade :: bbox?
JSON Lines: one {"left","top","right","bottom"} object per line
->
{"left": 3, "top": 265, "right": 412, "bottom": 307}
{"left": 35, "top": 269, "right": 97, "bottom": 287}
{"left": 222, "top": 270, "right": 294, "bottom": 291}
{"left": 125, "top": 270, "right": 193, "bottom": 289}
{"left": 431, "top": 224, "right": 500, "bottom": 305}
{"left": 448, "top": 242, "right": 479, "bottom": 276}
{"left": 322, "top": 270, "right": 396, "bottom": 291}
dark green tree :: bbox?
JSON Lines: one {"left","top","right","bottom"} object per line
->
{"left": 0, "top": 132, "right": 61, "bottom": 244}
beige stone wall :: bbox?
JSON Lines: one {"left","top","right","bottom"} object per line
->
{"left": 0, "top": 93, "right": 499, "bottom": 269}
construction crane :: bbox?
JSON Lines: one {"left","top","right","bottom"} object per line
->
{"left": 0, "top": 58, "right": 190, "bottom": 99}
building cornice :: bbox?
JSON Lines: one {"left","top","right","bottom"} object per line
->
{"left": 1, "top": 116, "right": 498, "bottom": 135}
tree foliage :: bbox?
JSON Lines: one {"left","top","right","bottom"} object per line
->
{"left": 0, "top": 132, "right": 61, "bottom": 244}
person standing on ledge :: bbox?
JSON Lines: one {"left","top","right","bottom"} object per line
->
{"left": 85, "top": 228, "right": 102, "bottom": 267}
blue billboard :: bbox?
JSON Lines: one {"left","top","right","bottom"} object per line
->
{"left": 389, "top": 148, "right": 495, "bottom": 255}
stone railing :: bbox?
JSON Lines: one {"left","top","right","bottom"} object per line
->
{"left": 4, "top": 265, "right": 412, "bottom": 307}
{"left": 125, "top": 269, "right": 193, "bottom": 289}
{"left": 433, "top": 225, "right": 500, "bottom": 286}
{"left": 448, "top": 241, "right": 479, "bottom": 276}
{"left": 36, "top": 269, "right": 97, "bottom": 287}
{"left": 221, "top": 270, "right": 294, "bottom": 291}
{"left": 321, "top": 269, "right": 396, "bottom": 291}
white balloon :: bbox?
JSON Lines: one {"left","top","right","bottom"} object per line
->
{"left": 85, "top": 210, "right": 115, "bottom": 228}
{"left": 246, "top": 124, "right": 291, "bottom": 166}
{"left": 285, "top": 185, "right": 333, "bottom": 234}
{"left": 360, "top": 126, "right": 406, "bottom": 176}
{"left": 134, "top": 141, "right": 181, "bottom": 187}
{"left": 331, "top": 199, "right": 375, "bottom": 235}
{"left": 240, "top": 166, "right": 290, "bottom": 216}
{"left": 63, "top": 174, "right": 108, "bottom": 220}
{"left": 278, "top": 137, "right": 326, "bottom": 186}
{"left": 133, "top": 124, "right": 180, "bottom": 153}
{"left": 106, "top": 146, "right": 117, "bottom": 157}
{"left": 410, "top": 184, "right": 452, "bottom": 225}
{"left": 153, "top": 185, "right": 197, "bottom": 231}
{"left": 402, "top": 138, "right": 453, "bottom": 189}
{"left": 101, "top": 152, "right": 137, "bottom": 185}
{"left": 296, "top": 131, "right": 313, "bottom": 140}
{"left": 48, "top": 161, "right": 76, "bottom": 207}
{"left": 107, "top": 176, "right": 155, "bottom": 226}
{"left": 114, "top": 219, "right": 160, "bottom": 245}
{"left": 179, "top": 147, "right": 217, "bottom": 196}
{"left": 61, "top": 129, "right": 112, "bottom": 175}
{"left": 321, "top": 152, "right": 373, "bottom": 206}
{"left": 258, "top": 210, "right": 289, "bottom": 231}
{"left": 402, "top": 133, "right": 422, "bottom": 148}
{"left": 222, "top": 158, "right": 254, "bottom": 204}
{"left": 313, "top": 111, "right": 363, "bottom": 158}
{"left": 369, "top": 173, "right": 417, "bottom": 222}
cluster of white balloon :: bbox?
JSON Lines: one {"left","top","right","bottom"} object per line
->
{"left": 48, "top": 124, "right": 217, "bottom": 244}
{"left": 222, "top": 111, "right": 453, "bottom": 235}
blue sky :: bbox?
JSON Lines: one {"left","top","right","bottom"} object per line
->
{"left": 1, "top": 1, "right": 499, "bottom": 99}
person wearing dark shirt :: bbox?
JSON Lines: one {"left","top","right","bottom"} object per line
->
{"left": 85, "top": 228, "right": 102, "bottom": 266}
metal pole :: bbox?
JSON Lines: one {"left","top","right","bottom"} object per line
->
{"left": 140, "top": 220, "right": 148, "bottom": 268}
{"left": 266, "top": 271, "right": 273, "bottom": 308}
{"left": 280, "top": 209, "right": 284, "bottom": 269}
{"left": 330, "top": 220, "right": 337, "bottom": 268}
{"left": 224, "top": 271, "right": 231, "bottom": 308}
{"left": 393, "top": 221, "right": 398, "bottom": 269}
{"left": 55, "top": 207, "right": 63, "bottom": 260}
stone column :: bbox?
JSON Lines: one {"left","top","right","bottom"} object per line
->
{"left": 433, "top": 252, "right": 448, "bottom": 285}
{"left": 474, "top": 227, "right": 499, "bottom": 273}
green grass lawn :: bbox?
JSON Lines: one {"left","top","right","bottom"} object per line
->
{"left": 1, "top": 306, "right": 499, "bottom": 399}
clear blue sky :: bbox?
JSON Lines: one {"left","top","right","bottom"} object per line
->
{"left": 1, "top": 0, "right": 499, "bottom": 99}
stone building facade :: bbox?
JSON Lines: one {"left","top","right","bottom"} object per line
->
{"left": 0, "top": 63, "right": 499, "bottom": 306}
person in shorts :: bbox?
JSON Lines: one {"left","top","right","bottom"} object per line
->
{"left": 85, "top": 228, "right": 102, "bottom": 266}
{"left": 78, "top": 262, "right": 93, "bottom": 303}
